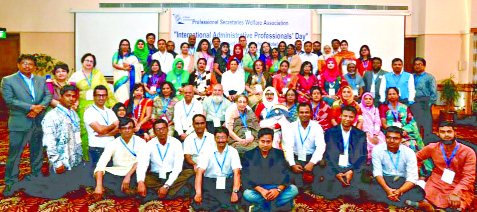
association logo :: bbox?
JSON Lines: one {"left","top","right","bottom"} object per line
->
{"left": 173, "top": 14, "right": 184, "bottom": 24}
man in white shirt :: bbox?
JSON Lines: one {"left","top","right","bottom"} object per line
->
{"left": 151, "top": 39, "right": 174, "bottom": 74}
{"left": 174, "top": 85, "right": 204, "bottom": 141}
{"left": 203, "top": 84, "right": 232, "bottom": 133}
{"left": 299, "top": 41, "right": 320, "bottom": 75}
{"left": 193, "top": 126, "right": 242, "bottom": 212}
{"left": 284, "top": 103, "right": 326, "bottom": 192}
{"left": 93, "top": 118, "right": 146, "bottom": 198}
{"left": 137, "top": 119, "right": 184, "bottom": 199}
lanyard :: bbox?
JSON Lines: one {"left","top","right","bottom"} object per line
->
{"left": 343, "top": 131, "right": 350, "bottom": 154}
{"left": 183, "top": 101, "right": 195, "bottom": 118}
{"left": 156, "top": 142, "right": 170, "bottom": 162}
{"left": 120, "top": 137, "right": 136, "bottom": 157}
{"left": 194, "top": 136, "right": 207, "bottom": 154}
{"left": 348, "top": 74, "right": 357, "bottom": 89}
{"left": 373, "top": 72, "right": 379, "bottom": 84}
{"left": 311, "top": 102, "right": 320, "bottom": 119}
{"left": 387, "top": 150, "right": 400, "bottom": 172}
{"left": 158, "top": 52, "right": 167, "bottom": 66}
{"left": 175, "top": 73, "right": 182, "bottom": 86}
{"left": 151, "top": 74, "right": 159, "bottom": 85}
{"left": 214, "top": 146, "right": 229, "bottom": 174}
{"left": 363, "top": 60, "right": 369, "bottom": 69}
{"left": 265, "top": 107, "right": 273, "bottom": 118}
{"left": 212, "top": 101, "right": 222, "bottom": 114}
{"left": 162, "top": 98, "right": 171, "bottom": 114}
{"left": 132, "top": 98, "right": 142, "bottom": 119}
{"left": 19, "top": 73, "right": 35, "bottom": 100}
{"left": 389, "top": 104, "right": 399, "bottom": 121}
{"left": 298, "top": 122, "right": 311, "bottom": 147}
{"left": 83, "top": 71, "right": 92, "bottom": 88}
{"left": 256, "top": 71, "right": 263, "bottom": 84}
{"left": 92, "top": 105, "right": 109, "bottom": 125}
{"left": 239, "top": 111, "right": 248, "bottom": 128}
{"left": 281, "top": 74, "right": 289, "bottom": 87}
{"left": 57, "top": 105, "right": 78, "bottom": 128}
{"left": 440, "top": 142, "right": 459, "bottom": 168}
{"left": 414, "top": 73, "right": 426, "bottom": 87}
{"left": 274, "top": 60, "right": 279, "bottom": 72}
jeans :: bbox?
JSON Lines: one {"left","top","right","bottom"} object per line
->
{"left": 243, "top": 184, "right": 299, "bottom": 211}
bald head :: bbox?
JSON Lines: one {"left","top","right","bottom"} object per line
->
{"left": 213, "top": 84, "right": 224, "bottom": 96}
{"left": 183, "top": 85, "right": 194, "bottom": 102}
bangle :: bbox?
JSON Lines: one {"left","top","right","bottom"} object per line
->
{"left": 276, "top": 188, "right": 282, "bottom": 193}
{"left": 233, "top": 189, "right": 239, "bottom": 193}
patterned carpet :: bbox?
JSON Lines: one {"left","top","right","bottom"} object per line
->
{"left": 0, "top": 112, "right": 476, "bottom": 211}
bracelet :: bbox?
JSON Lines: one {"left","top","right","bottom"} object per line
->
{"left": 276, "top": 188, "right": 282, "bottom": 193}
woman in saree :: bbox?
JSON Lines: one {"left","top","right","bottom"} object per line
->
{"left": 309, "top": 86, "right": 332, "bottom": 131}
{"left": 112, "top": 39, "right": 143, "bottom": 102}
{"left": 319, "top": 57, "right": 347, "bottom": 106}
{"left": 193, "top": 39, "right": 214, "bottom": 73}
{"left": 355, "top": 45, "right": 372, "bottom": 76}
{"left": 258, "top": 42, "right": 272, "bottom": 70}
{"left": 152, "top": 81, "right": 180, "bottom": 137}
{"left": 278, "top": 41, "right": 287, "bottom": 58}
{"left": 284, "top": 44, "right": 302, "bottom": 76}
{"left": 296, "top": 61, "right": 319, "bottom": 104}
{"left": 226, "top": 95, "right": 260, "bottom": 155}
{"left": 133, "top": 39, "right": 149, "bottom": 75}
{"left": 242, "top": 42, "right": 260, "bottom": 81}
{"left": 329, "top": 85, "right": 363, "bottom": 128}
{"left": 188, "top": 58, "right": 217, "bottom": 102}
{"left": 245, "top": 59, "right": 272, "bottom": 109}
{"left": 379, "top": 87, "right": 433, "bottom": 174}
{"left": 142, "top": 59, "right": 166, "bottom": 100}
{"left": 269, "top": 48, "right": 282, "bottom": 74}
{"left": 284, "top": 89, "right": 299, "bottom": 123}
{"left": 124, "top": 83, "right": 153, "bottom": 141}
{"left": 272, "top": 60, "right": 298, "bottom": 102}
{"left": 317, "top": 45, "right": 334, "bottom": 73}
{"left": 359, "top": 92, "right": 385, "bottom": 163}
{"left": 166, "top": 58, "right": 190, "bottom": 100}
{"left": 212, "top": 42, "right": 230, "bottom": 83}
{"left": 175, "top": 42, "right": 194, "bottom": 73}
{"left": 68, "top": 53, "right": 116, "bottom": 160}
{"left": 334, "top": 40, "right": 356, "bottom": 75}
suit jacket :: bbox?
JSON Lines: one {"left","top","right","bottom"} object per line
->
{"left": 323, "top": 125, "right": 367, "bottom": 175}
{"left": 1, "top": 72, "right": 52, "bottom": 131}
{"left": 363, "top": 69, "right": 386, "bottom": 101}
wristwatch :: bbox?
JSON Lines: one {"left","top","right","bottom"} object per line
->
{"left": 233, "top": 189, "right": 239, "bottom": 193}
{"left": 163, "top": 184, "right": 170, "bottom": 190}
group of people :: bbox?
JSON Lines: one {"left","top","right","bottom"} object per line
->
{"left": 0, "top": 33, "right": 475, "bottom": 212}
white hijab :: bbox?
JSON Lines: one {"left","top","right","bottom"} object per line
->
{"left": 262, "top": 87, "right": 279, "bottom": 109}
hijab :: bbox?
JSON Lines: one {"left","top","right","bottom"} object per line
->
{"left": 134, "top": 39, "right": 149, "bottom": 62}
{"left": 262, "top": 87, "right": 279, "bottom": 109}
{"left": 322, "top": 45, "right": 333, "bottom": 60}
{"left": 359, "top": 92, "right": 376, "bottom": 114}
{"left": 172, "top": 58, "right": 185, "bottom": 76}
{"left": 231, "top": 43, "right": 243, "bottom": 61}
{"left": 338, "top": 85, "right": 355, "bottom": 105}
{"left": 322, "top": 57, "right": 341, "bottom": 82}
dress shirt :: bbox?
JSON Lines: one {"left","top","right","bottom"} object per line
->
{"left": 173, "top": 98, "right": 204, "bottom": 135}
{"left": 84, "top": 104, "right": 118, "bottom": 148}
{"left": 221, "top": 70, "right": 245, "bottom": 97}
{"left": 198, "top": 145, "right": 242, "bottom": 178}
{"left": 19, "top": 72, "right": 36, "bottom": 100}
{"left": 343, "top": 73, "right": 365, "bottom": 92}
{"left": 341, "top": 127, "right": 351, "bottom": 155}
{"left": 136, "top": 136, "right": 184, "bottom": 186}
{"left": 414, "top": 72, "right": 437, "bottom": 104}
{"left": 379, "top": 71, "right": 415, "bottom": 103}
{"left": 94, "top": 135, "right": 146, "bottom": 176}
{"left": 372, "top": 143, "right": 418, "bottom": 184}
{"left": 242, "top": 148, "right": 290, "bottom": 189}
{"left": 299, "top": 53, "right": 319, "bottom": 75}
{"left": 151, "top": 51, "right": 174, "bottom": 74}
{"left": 203, "top": 97, "right": 232, "bottom": 121}
{"left": 284, "top": 120, "right": 326, "bottom": 166}
{"left": 183, "top": 132, "right": 216, "bottom": 164}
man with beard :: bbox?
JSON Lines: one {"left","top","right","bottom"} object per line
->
{"left": 166, "top": 40, "right": 177, "bottom": 58}
{"left": 313, "top": 41, "right": 322, "bottom": 56}
{"left": 343, "top": 63, "right": 365, "bottom": 98}
{"left": 415, "top": 122, "right": 476, "bottom": 211}
{"left": 363, "top": 57, "right": 387, "bottom": 106}
{"left": 203, "top": 84, "right": 232, "bottom": 133}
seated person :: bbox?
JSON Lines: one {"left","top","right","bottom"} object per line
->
{"left": 193, "top": 127, "right": 242, "bottom": 212}
{"left": 243, "top": 128, "right": 299, "bottom": 211}
{"left": 173, "top": 85, "right": 204, "bottom": 141}
{"left": 136, "top": 119, "right": 184, "bottom": 200}
{"left": 222, "top": 58, "right": 245, "bottom": 102}
{"left": 226, "top": 95, "right": 259, "bottom": 155}
{"left": 202, "top": 84, "right": 232, "bottom": 134}
{"left": 416, "top": 122, "right": 476, "bottom": 211}
{"left": 93, "top": 118, "right": 146, "bottom": 198}
{"left": 124, "top": 83, "right": 153, "bottom": 140}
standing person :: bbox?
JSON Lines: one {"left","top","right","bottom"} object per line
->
{"left": 299, "top": 41, "right": 319, "bottom": 75}
{"left": 283, "top": 103, "right": 326, "bottom": 193}
{"left": 211, "top": 37, "right": 221, "bottom": 56}
{"left": 222, "top": 59, "right": 245, "bottom": 102}
{"left": 356, "top": 45, "right": 372, "bottom": 76}
{"left": 278, "top": 41, "right": 287, "bottom": 58}
{"left": 258, "top": 42, "right": 272, "bottom": 71}
{"left": 242, "top": 42, "right": 259, "bottom": 81}
{"left": 415, "top": 122, "right": 476, "bottom": 211}
{"left": 245, "top": 59, "right": 272, "bottom": 108}
{"left": 188, "top": 34, "right": 197, "bottom": 55}
{"left": 239, "top": 35, "right": 248, "bottom": 55}
{"left": 174, "top": 85, "right": 204, "bottom": 141}
{"left": 359, "top": 92, "right": 385, "bottom": 163}
{"left": 334, "top": 40, "right": 356, "bottom": 75}
{"left": 317, "top": 45, "right": 333, "bottom": 73}
{"left": 151, "top": 39, "right": 175, "bottom": 74}
{"left": 194, "top": 39, "right": 215, "bottom": 73}
{"left": 134, "top": 39, "right": 149, "bottom": 73}
{"left": 227, "top": 95, "right": 260, "bottom": 154}
{"left": 47, "top": 63, "right": 74, "bottom": 108}
{"left": 152, "top": 82, "right": 180, "bottom": 137}
{"left": 212, "top": 42, "right": 230, "bottom": 83}
{"left": 112, "top": 39, "right": 143, "bottom": 103}
{"left": 124, "top": 83, "right": 153, "bottom": 140}
{"left": 363, "top": 57, "right": 387, "bottom": 106}
{"left": 330, "top": 85, "right": 363, "bottom": 128}
{"left": 166, "top": 40, "right": 178, "bottom": 58}
{"left": 295, "top": 40, "right": 304, "bottom": 55}
{"left": 142, "top": 59, "right": 166, "bottom": 100}
{"left": 272, "top": 60, "right": 298, "bottom": 102}
{"left": 166, "top": 58, "right": 190, "bottom": 100}
{"left": 203, "top": 84, "right": 232, "bottom": 133}
{"left": 146, "top": 33, "right": 157, "bottom": 55}
{"left": 284, "top": 44, "right": 302, "bottom": 76}
{"left": 309, "top": 86, "right": 332, "bottom": 131}
{"left": 242, "top": 128, "right": 299, "bottom": 212}
{"left": 176, "top": 42, "right": 194, "bottom": 73}
{"left": 343, "top": 63, "right": 365, "bottom": 98}
{"left": 268, "top": 48, "right": 282, "bottom": 74}
{"left": 229, "top": 43, "right": 244, "bottom": 70}
{"left": 69, "top": 53, "right": 117, "bottom": 159}
{"left": 319, "top": 57, "right": 346, "bottom": 106}
{"left": 313, "top": 41, "right": 322, "bottom": 56}
{"left": 331, "top": 39, "right": 340, "bottom": 55}
{"left": 379, "top": 58, "right": 415, "bottom": 105}
{"left": 410, "top": 57, "right": 437, "bottom": 142}
{"left": 296, "top": 61, "right": 319, "bottom": 104}
{"left": 1, "top": 54, "right": 52, "bottom": 194}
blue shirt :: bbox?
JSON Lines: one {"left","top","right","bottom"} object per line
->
{"left": 343, "top": 73, "right": 365, "bottom": 91}
{"left": 379, "top": 71, "right": 415, "bottom": 103}
{"left": 372, "top": 143, "right": 418, "bottom": 184}
{"left": 414, "top": 72, "right": 437, "bottom": 104}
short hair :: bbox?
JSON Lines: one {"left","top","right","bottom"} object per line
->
{"left": 310, "top": 86, "right": 323, "bottom": 95}
{"left": 295, "top": 40, "right": 302, "bottom": 44}
{"left": 386, "top": 126, "right": 403, "bottom": 137}
{"left": 81, "top": 53, "right": 97, "bottom": 67}
{"left": 392, "top": 58, "right": 403, "bottom": 64}
{"left": 212, "top": 37, "right": 220, "bottom": 42}
{"left": 304, "top": 41, "right": 312, "bottom": 46}
{"left": 60, "top": 85, "right": 78, "bottom": 96}
{"left": 157, "top": 39, "right": 166, "bottom": 44}
{"left": 93, "top": 85, "right": 108, "bottom": 95}
{"left": 192, "top": 114, "right": 206, "bottom": 123}
{"left": 53, "top": 63, "right": 69, "bottom": 75}
{"left": 214, "top": 126, "right": 229, "bottom": 137}
{"left": 188, "top": 34, "right": 196, "bottom": 38}
{"left": 297, "top": 102, "right": 312, "bottom": 111}
{"left": 119, "top": 117, "right": 135, "bottom": 129}
{"left": 341, "top": 105, "right": 357, "bottom": 115}
{"left": 438, "top": 121, "right": 455, "bottom": 129}
{"left": 167, "top": 40, "right": 175, "bottom": 45}
{"left": 413, "top": 57, "right": 426, "bottom": 66}
{"left": 372, "top": 57, "right": 382, "bottom": 63}
{"left": 239, "top": 35, "right": 246, "bottom": 40}
{"left": 236, "top": 94, "right": 249, "bottom": 103}
{"left": 340, "top": 40, "right": 348, "bottom": 45}
{"left": 258, "top": 128, "right": 274, "bottom": 140}
{"left": 180, "top": 42, "right": 189, "bottom": 49}
{"left": 146, "top": 33, "right": 156, "bottom": 39}
{"left": 18, "top": 54, "right": 37, "bottom": 65}
{"left": 331, "top": 39, "right": 340, "bottom": 44}
{"left": 153, "top": 119, "right": 169, "bottom": 128}
{"left": 313, "top": 41, "right": 321, "bottom": 45}
{"left": 248, "top": 42, "right": 257, "bottom": 48}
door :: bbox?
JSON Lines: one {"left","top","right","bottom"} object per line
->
{"left": 404, "top": 37, "right": 416, "bottom": 73}
{"left": 0, "top": 34, "right": 20, "bottom": 112}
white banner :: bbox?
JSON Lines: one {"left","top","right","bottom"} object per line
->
{"left": 170, "top": 8, "right": 311, "bottom": 51}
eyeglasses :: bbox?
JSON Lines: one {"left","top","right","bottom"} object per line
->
{"left": 265, "top": 93, "right": 274, "bottom": 96}
{"left": 84, "top": 60, "right": 94, "bottom": 63}
{"left": 216, "top": 136, "right": 228, "bottom": 139}
{"left": 22, "top": 62, "right": 35, "bottom": 67}
{"left": 154, "top": 127, "right": 168, "bottom": 131}
{"left": 94, "top": 94, "right": 108, "bottom": 98}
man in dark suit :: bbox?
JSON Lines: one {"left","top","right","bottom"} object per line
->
{"left": 363, "top": 57, "right": 387, "bottom": 106}
{"left": 320, "top": 106, "right": 368, "bottom": 200}
{"left": 1, "top": 54, "right": 52, "bottom": 194}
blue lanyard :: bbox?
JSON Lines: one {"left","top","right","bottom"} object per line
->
{"left": 120, "top": 137, "right": 136, "bottom": 157}
{"left": 19, "top": 73, "right": 35, "bottom": 100}
{"left": 151, "top": 74, "right": 159, "bottom": 85}
{"left": 132, "top": 98, "right": 142, "bottom": 118}
{"left": 162, "top": 98, "right": 171, "bottom": 114}
{"left": 298, "top": 122, "right": 311, "bottom": 147}
{"left": 387, "top": 150, "right": 400, "bottom": 172}
{"left": 212, "top": 101, "right": 222, "bottom": 114}
{"left": 389, "top": 104, "right": 399, "bottom": 121}
{"left": 414, "top": 73, "right": 426, "bottom": 87}
{"left": 274, "top": 60, "right": 279, "bottom": 72}
{"left": 214, "top": 146, "right": 229, "bottom": 174}
{"left": 257, "top": 72, "right": 263, "bottom": 84}
{"left": 57, "top": 105, "right": 78, "bottom": 128}
{"left": 265, "top": 108, "right": 273, "bottom": 118}
{"left": 83, "top": 71, "right": 92, "bottom": 88}
{"left": 348, "top": 74, "right": 357, "bottom": 89}
{"left": 440, "top": 142, "right": 459, "bottom": 168}
{"left": 92, "top": 105, "right": 109, "bottom": 125}
{"left": 239, "top": 111, "right": 248, "bottom": 128}
{"left": 194, "top": 136, "right": 207, "bottom": 154}
{"left": 156, "top": 142, "right": 170, "bottom": 162}
{"left": 281, "top": 75, "right": 289, "bottom": 86}
{"left": 183, "top": 101, "right": 195, "bottom": 118}
{"left": 311, "top": 102, "right": 320, "bottom": 119}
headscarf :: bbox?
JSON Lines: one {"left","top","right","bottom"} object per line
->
{"left": 172, "top": 58, "right": 185, "bottom": 75}
{"left": 231, "top": 44, "right": 243, "bottom": 61}
{"left": 134, "top": 39, "right": 149, "bottom": 63}
{"left": 322, "top": 57, "right": 341, "bottom": 82}
{"left": 337, "top": 85, "right": 355, "bottom": 105}
{"left": 262, "top": 87, "right": 279, "bottom": 109}
{"left": 359, "top": 92, "right": 376, "bottom": 113}
{"left": 322, "top": 45, "right": 333, "bottom": 60}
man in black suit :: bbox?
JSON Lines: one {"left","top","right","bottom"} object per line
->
{"left": 363, "top": 57, "right": 387, "bottom": 106}
{"left": 320, "top": 106, "right": 368, "bottom": 200}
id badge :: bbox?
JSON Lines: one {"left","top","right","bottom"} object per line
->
{"left": 74, "top": 132, "right": 82, "bottom": 145}
{"left": 255, "top": 85, "right": 263, "bottom": 93}
{"left": 298, "top": 150, "right": 307, "bottom": 161}
{"left": 159, "top": 170, "right": 167, "bottom": 179}
{"left": 150, "top": 86, "right": 157, "bottom": 92}
{"left": 328, "top": 88, "right": 336, "bottom": 96}
{"left": 353, "top": 89, "right": 358, "bottom": 96}
{"left": 245, "top": 130, "right": 252, "bottom": 140}
{"left": 393, "top": 122, "right": 403, "bottom": 128}
{"left": 213, "top": 118, "right": 221, "bottom": 127}
{"left": 86, "top": 90, "right": 94, "bottom": 100}
{"left": 216, "top": 176, "right": 226, "bottom": 189}
{"left": 338, "top": 154, "right": 349, "bottom": 167}
{"left": 441, "top": 168, "right": 455, "bottom": 184}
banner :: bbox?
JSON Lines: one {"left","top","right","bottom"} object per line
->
{"left": 170, "top": 8, "right": 311, "bottom": 51}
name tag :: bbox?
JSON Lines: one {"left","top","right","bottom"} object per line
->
{"left": 255, "top": 85, "right": 263, "bottom": 93}
{"left": 75, "top": 132, "right": 82, "bottom": 145}
{"left": 441, "top": 168, "right": 455, "bottom": 184}
{"left": 328, "top": 88, "right": 336, "bottom": 96}
{"left": 392, "top": 122, "right": 403, "bottom": 128}
{"left": 150, "top": 86, "right": 156, "bottom": 92}
{"left": 213, "top": 118, "right": 221, "bottom": 127}
{"left": 352, "top": 89, "right": 358, "bottom": 96}
{"left": 216, "top": 176, "right": 226, "bottom": 189}
{"left": 159, "top": 170, "right": 167, "bottom": 179}
{"left": 245, "top": 130, "right": 252, "bottom": 140}
{"left": 298, "top": 150, "right": 307, "bottom": 161}
{"left": 338, "top": 154, "right": 349, "bottom": 167}
{"left": 86, "top": 90, "right": 94, "bottom": 100}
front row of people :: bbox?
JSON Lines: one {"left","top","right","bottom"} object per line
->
{"left": 16, "top": 85, "right": 475, "bottom": 212}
